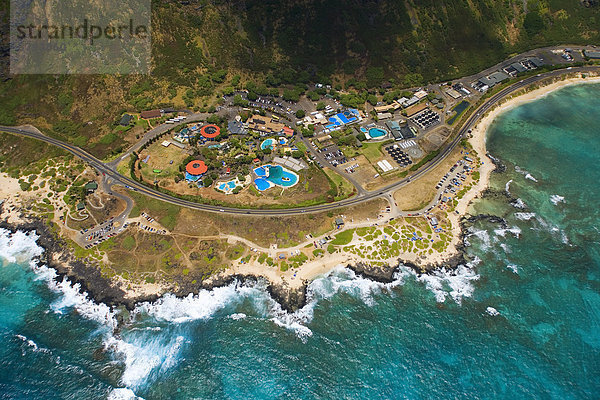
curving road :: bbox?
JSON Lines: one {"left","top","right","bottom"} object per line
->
{"left": 2, "top": 66, "right": 598, "bottom": 216}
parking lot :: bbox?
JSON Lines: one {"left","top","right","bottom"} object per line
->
{"left": 319, "top": 144, "right": 347, "bottom": 167}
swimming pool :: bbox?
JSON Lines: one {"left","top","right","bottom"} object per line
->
{"left": 254, "top": 178, "right": 272, "bottom": 191}
{"left": 260, "top": 139, "right": 275, "bottom": 150}
{"left": 368, "top": 127, "right": 388, "bottom": 139}
{"left": 253, "top": 164, "right": 299, "bottom": 191}
{"left": 217, "top": 179, "right": 241, "bottom": 194}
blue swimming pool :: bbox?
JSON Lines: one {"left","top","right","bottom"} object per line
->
{"left": 368, "top": 127, "right": 387, "bottom": 139}
{"left": 253, "top": 164, "right": 299, "bottom": 191}
{"left": 254, "top": 178, "right": 272, "bottom": 191}
{"left": 254, "top": 166, "right": 267, "bottom": 177}
{"left": 260, "top": 139, "right": 274, "bottom": 150}
{"left": 217, "top": 179, "right": 241, "bottom": 194}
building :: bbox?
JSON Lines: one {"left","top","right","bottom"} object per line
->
{"left": 84, "top": 181, "right": 98, "bottom": 193}
{"left": 227, "top": 120, "right": 247, "bottom": 135}
{"left": 528, "top": 57, "right": 544, "bottom": 68}
{"left": 76, "top": 202, "right": 85, "bottom": 211}
{"left": 335, "top": 217, "right": 344, "bottom": 228}
{"left": 404, "top": 96, "right": 419, "bottom": 107}
{"left": 405, "top": 103, "right": 428, "bottom": 118}
{"left": 385, "top": 120, "right": 404, "bottom": 140}
{"left": 377, "top": 112, "right": 393, "bottom": 120}
{"left": 478, "top": 71, "right": 510, "bottom": 89}
{"left": 282, "top": 126, "right": 294, "bottom": 137}
{"left": 399, "top": 124, "right": 415, "bottom": 139}
{"left": 503, "top": 62, "right": 528, "bottom": 76}
{"left": 445, "top": 88, "right": 461, "bottom": 99}
{"left": 200, "top": 124, "right": 221, "bottom": 140}
{"left": 185, "top": 160, "right": 208, "bottom": 182}
{"left": 140, "top": 109, "right": 161, "bottom": 119}
{"left": 160, "top": 107, "right": 176, "bottom": 114}
{"left": 119, "top": 114, "right": 133, "bottom": 126}
{"left": 414, "top": 89, "right": 428, "bottom": 100}
{"left": 584, "top": 50, "right": 600, "bottom": 59}
{"left": 247, "top": 115, "right": 286, "bottom": 135}
{"left": 374, "top": 103, "right": 399, "bottom": 113}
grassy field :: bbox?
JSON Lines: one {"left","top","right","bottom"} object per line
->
{"left": 323, "top": 168, "right": 356, "bottom": 200}
{"left": 126, "top": 190, "right": 385, "bottom": 248}
{"left": 394, "top": 146, "right": 463, "bottom": 211}
{"left": 138, "top": 142, "right": 189, "bottom": 180}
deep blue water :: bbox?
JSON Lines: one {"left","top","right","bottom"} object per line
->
{"left": 1, "top": 82, "right": 600, "bottom": 399}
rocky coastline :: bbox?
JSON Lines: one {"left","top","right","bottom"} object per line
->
{"left": 0, "top": 205, "right": 476, "bottom": 313}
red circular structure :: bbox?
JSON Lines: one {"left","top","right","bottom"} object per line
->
{"left": 186, "top": 160, "right": 208, "bottom": 175}
{"left": 200, "top": 124, "right": 220, "bottom": 139}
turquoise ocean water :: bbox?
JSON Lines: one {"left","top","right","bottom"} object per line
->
{"left": 1, "top": 83, "right": 599, "bottom": 399}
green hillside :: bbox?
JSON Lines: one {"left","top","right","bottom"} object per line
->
{"left": 0, "top": 0, "right": 598, "bottom": 158}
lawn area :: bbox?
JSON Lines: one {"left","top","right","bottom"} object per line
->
{"left": 324, "top": 168, "right": 355, "bottom": 199}
{"left": 358, "top": 141, "right": 385, "bottom": 164}
{"left": 295, "top": 141, "right": 308, "bottom": 153}
{"left": 331, "top": 229, "right": 355, "bottom": 245}
{"left": 138, "top": 141, "right": 189, "bottom": 180}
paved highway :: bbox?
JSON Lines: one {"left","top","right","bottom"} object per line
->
{"left": 2, "top": 66, "right": 597, "bottom": 216}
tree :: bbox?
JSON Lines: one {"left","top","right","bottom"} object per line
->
{"left": 316, "top": 101, "right": 325, "bottom": 111}
{"left": 203, "top": 177, "right": 213, "bottom": 187}
{"left": 524, "top": 12, "right": 544, "bottom": 36}
{"left": 295, "top": 109, "right": 306, "bottom": 118}
{"left": 403, "top": 73, "right": 424, "bottom": 87}
{"left": 233, "top": 95, "right": 248, "bottom": 107}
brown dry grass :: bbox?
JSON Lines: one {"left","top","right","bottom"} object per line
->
{"left": 394, "top": 146, "right": 463, "bottom": 211}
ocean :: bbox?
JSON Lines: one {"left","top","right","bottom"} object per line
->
{"left": 1, "top": 82, "right": 599, "bottom": 399}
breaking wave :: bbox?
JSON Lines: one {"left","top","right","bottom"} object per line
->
{"left": 550, "top": 194, "right": 565, "bottom": 205}
{"left": 0, "top": 228, "right": 482, "bottom": 394}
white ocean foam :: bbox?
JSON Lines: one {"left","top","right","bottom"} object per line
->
{"left": 413, "top": 262, "right": 480, "bottom": 305}
{"left": 494, "top": 226, "right": 521, "bottom": 238}
{"left": 268, "top": 266, "right": 412, "bottom": 340}
{"left": 104, "top": 334, "right": 186, "bottom": 389}
{"left": 512, "top": 198, "right": 527, "bottom": 209}
{"left": 525, "top": 173, "right": 538, "bottom": 182}
{"left": 229, "top": 313, "right": 247, "bottom": 320}
{"left": 0, "top": 228, "right": 43, "bottom": 264}
{"left": 0, "top": 229, "right": 144, "bottom": 396}
{"left": 514, "top": 212, "right": 536, "bottom": 221}
{"left": 500, "top": 243, "right": 511, "bottom": 254}
{"left": 506, "top": 264, "right": 519, "bottom": 274}
{"left": 505, "top": 179, "right": 513, "bottom": 195}
{"left": 15, "top": 334, "right": 51, "bottom": 354}
{"left": 486, "top": 307, "right": 500, "bottom": 316}
{"left": 108, "top": 388, "right": 145, "bottom": 400}
{"left": 134, "top": 282, "right": 268, "bottom": 323}
{"left": 467, "top": 228, "right": 491, "bottom": 250}
{"left": 550, "top": 194, "right": 565, "bottom": 205}
{"left": 0, "top": 228, "right": 483, "bottom": 390}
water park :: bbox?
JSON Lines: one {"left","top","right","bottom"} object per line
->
{"left": 253, "top": 164, "right": 299, "bottom": 191}
{"left": 324, "top": 109, "right": 361, "bottom": 132}
{"left": 362, "top": 126, "right": 389, "bottom": 140}
{"left": 216, "top": 178, "right": 243, "bottom": 194}
{"left": 260, "top": 137, "right": 288, "bottom": 151}
{"left": 185, "top": 160, "right": 208, "bottom": 184}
